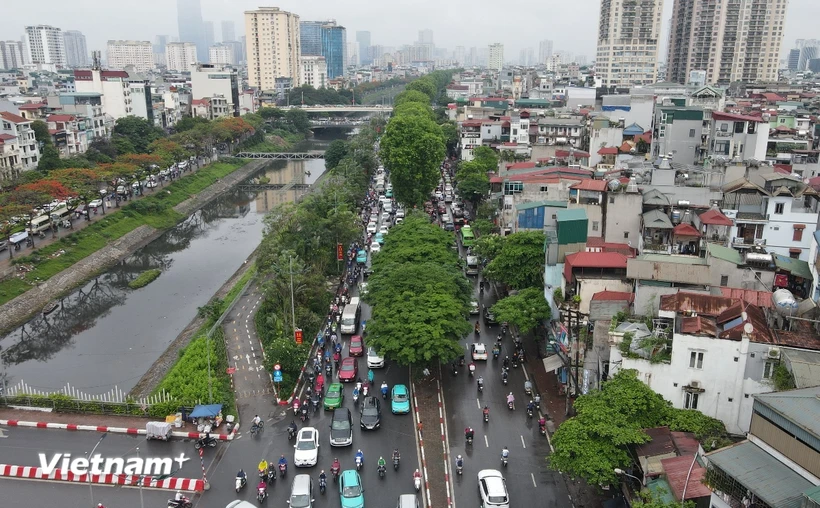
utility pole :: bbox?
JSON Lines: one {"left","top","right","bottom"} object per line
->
{"left": 290, "top": 255, "right": 297, "bottom": 335}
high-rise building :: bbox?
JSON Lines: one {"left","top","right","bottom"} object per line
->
{"left": 209, "top": 44, "right": 235, "bottom": 65}
{"left": 596, "top": 0, "right": 662, "bottom": 87}
{"left": 788, "top": 49, "right": 800, "bottom": 71}
{"left": 538, "top": 39, "right": 553, "bottom": 64}
{"left": 797, "top": 40, "right": 820, "bottom": 71}
{"left": 204, "top": 21, "right": 215, "bottom": 49}
{"left": 0, "top": 41, "right": 26, "bottom": 70}
{"left": 300, "top": 56, "right": 327, "bottom": 89}
{"left": 321, "top": 21, "right": 346, "bottom": 79}
{"left": 347, "top": 42, "right": 359, "bottom": 67}
{"left": 418, "top": 30, "right": 434, "bottom": 45}
{"left": 453, "top": 46, "right": 465, "bottom": 65}
{"left": 154, "top": 35, "right": 170, "bottom": 54}
{"left": 166, "top": 42, "right": 198, "bottom": 72}
{"left": 488, "top": 43, "right": 503, "bottom": 71}
{"left": 221, "top": 21, "right": 235, "bottom": 43}
{"left": 468, "top": 47, "right": 477, "bottom": 66}
{"left": 107, "top": 40, "right": 154, "bottom": 72}
{"left": 177, "top": 0, "right": 207, "bottom": 61}
{"left": 300, "top": 21, "right": 324, "bottom": 56}
{"left": 245, "top": 7, "right": 301, "bottom": 90}
{"left": 63, "top": 30, "right": 88, "bottom": 68}
{"left": 667, "top": 0, "right": 787, "bottom": 85}
{"left": 24, "top": 25, "right": 66, "bottom": 68}
{"left": 356, "top": 31, "right": 371, "bottom": 65}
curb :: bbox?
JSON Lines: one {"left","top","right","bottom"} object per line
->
{"left": 0, "top": 463, "right": 205, "bottom": 491}
{"left": 0, "top": 419, "right": 239, "bottom": 441}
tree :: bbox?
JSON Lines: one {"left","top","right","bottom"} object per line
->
{"left": 259, "top": 107, "right": 285, "bottom": 120}
{"left": 148, "top": 138, "right": 190, "bottom": 168}
{"left": 490, "top": 287, "right": 550, "bottom": 333}
{"left": 37, "top": 144, "right": 64, "bottom": 172}
{"left": 483, "top": 231, "right": 546, "bottom": 289}
{"left": 471, "top": 146, "right": 500, "bottom": 173}
{"left": 31, "top": 120, "right": 52, "bottom": 146}
{"left": 405, "top": 79, "right": 436, "bottom": 101}
{"left": 324, "top": 139, "right": 348, "bottom": 170}
{"left": 49, "top": 168, "right": 101, "bottom": 208}
{"left": 394, "top": 90, "right": 433, "bottom": 108}
{"left": 18, "top": 179, "right": 76, "bottom": 200}
{"left": 393, "top": 102, "right": 436, "bottom": 121}
{"left": 174, "top": 116, "right": 210, "bottom": 133}
{"left": 632, "top": 490, "right": 695, "bottom": 508}
{"left": 439, "top": 122, "right": 459, "bottom": 153}
{"left": 112, "top": 116, "right": 164, "bottom": 153}
{"left": 285, "top": 108, "right": 311, "bottom": 133}
{"left": 379, "top": 114, "right": 445, "bottom": 208}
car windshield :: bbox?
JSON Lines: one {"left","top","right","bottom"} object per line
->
{"left": 393, "top": 392, "right": 407, "bottom": 402}
{"left": 342, "top": 485, "right": 362, "bottom": 497}
{"left": 296, "top": 439, "right": 316, "bottom": 450}
{"left": 351, "top": 340, "right": 361, "bottom": 348}
{"left": 341, "top": 363, "right": 354, "bottom": 371}
{"left": 291, "top": 494, "right": 311, "bottom": 508}
{"left": 488, "top": 495, "right": 508, "bottom": 504}
{"left": 328, "top": 388, "right": 340, "bottom": 398}
{"left": 331, "top": 419, "right": 350, "bottom": 431}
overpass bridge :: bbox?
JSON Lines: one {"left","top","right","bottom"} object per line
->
{"left": 309, "top": 120, "right": 369, "bottom": 129}
{"left": 237, "top": 183, "right": 311, "bottom": 191}
{"left": 235, "top": 152, "right": 325, "bottom": 159}
{"left": 282, "top": 105, "right": 393, "bottom": 113}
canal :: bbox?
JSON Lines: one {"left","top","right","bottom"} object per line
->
{"left": 0, "top": 129, "right": 352, "bottom": 396}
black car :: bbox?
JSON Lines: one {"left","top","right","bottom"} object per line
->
{"left": 483, "top": 306, "right": 498, "bottom": 326}
{"left": 330, "top": 408, "right": 353, "bottom": 446}
{"left": 360, "top": 396, "right": 381, "bottom": 430}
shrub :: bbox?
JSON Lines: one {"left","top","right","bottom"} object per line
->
{"left": 128, "top": 268, "right": 161, "bottom": 289}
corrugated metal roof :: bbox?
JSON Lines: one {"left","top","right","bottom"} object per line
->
{"left": 643, "top": 209, "right": 673, "bottom": 229}
{"left": 661, "top": 455, "right": 711, "bottom": 500}
{"left": 515, "top": 200, "right": 567, "bottom": 211}
{"left": 638, "top": 254, "right": 707, "bottom": 265}
{"left": 718, "top": 287, "right": 773, "bottom": 308}
{"left": 556, "top": 208, "right": 587, "bottom": 222}
{"left": 707, "top": 243, "right": 743, "bottom": 265}
{"left": 782, "top": 349, "right": 820, "bottom": 389}
{"left": 591, "top": 291, "right": 634, "bottom": 302}
{"left": 754, "top": 386, "right": 820, "bottom": 437}
{"left": 706, "top": 441, "right": 813, "bottom": 508}
{"left": 773, "top": 254, "right": 813, "bottom": 280}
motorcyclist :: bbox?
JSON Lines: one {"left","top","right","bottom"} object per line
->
{"left": 381, "top": 381, "right": 389, "bottom": 397}
{"left": 252, "top": 415, "right": 262, "bottom": 427}
{"left": 501, "top": 447, "right": 510, "bottom": 459}
{"left": 501, "top": 369, "right": 508, "bottom": 383}
{"left": 368, "top": 368, "right": 375, "bottom": 384}
{"left": 355, "top": 449, "right": 364, "bottom": 466}
{"left": 278, "top": 455, "right": 288, "bottom": 469}
{"left": 392, "top": 449, "right": 401, "bottom": 463}
{"left": 455, "top": 455, "right": 464, "bottom": 469}
{"left": 483, "top": 406, "right": 490, "bottom": 419}
{"left": 257, "top": 480, "right": 267, "bottom": 496}
{"left": 507, "top": 392, "right": 515, "bottom": 409}
{"left": 258, "top": 459, "right": 269, "bottom": 476}
{"left": 527, "top": 400, "right": 536, "bottom": 413}
{"left": 378, "top": 456, "right": 386, "bottom": 468}
{"left": 503, "top": 356, "right": 510, "bottom": 369}
{"left": 331, "top": 458, "right": 341, "bottom": 477}
{"left": 465, "top": 427, "right": 474, "bottom": 441}
{"left": 468, "top": 362, "right": 476, "bottom": 375}
{"left": 477, "top": 376, "right": 484, "bottom": 389}
{"left": 237, "top": 469, "right": 247, "bottom": 486}
{"left": 175, "top": 490, "right": 186, "bottom": 502}
{"left": 288, "top": 420, "right": 298, "bottom": 437}
{"left": 538, "top": 416, "right": 547, "bottom": 431}
{"left": 474, "top": 322, "right": 480, "bottom": 335}
{"left": 319, "top": 470, "right": 327, "bottom": 485}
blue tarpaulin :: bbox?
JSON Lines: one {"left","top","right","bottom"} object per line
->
{"left": 189, "top": 404, "right": 223, "bottom": 418}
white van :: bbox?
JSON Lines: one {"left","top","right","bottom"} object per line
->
{"left": 340, "top": 297, "right": 361, "bottom": 334}
{"left": 27, "top": 215, "right": 52, "bottom": 233}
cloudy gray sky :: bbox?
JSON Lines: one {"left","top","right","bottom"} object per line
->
{"left": 3, "top": 0, "right": 818, "bottom": 61}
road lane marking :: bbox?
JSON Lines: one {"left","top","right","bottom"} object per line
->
{"left": 531, "top": 473, "right": 536, "bottom": 487}
{"left": 520, "top": 435, "right": 526, "bottom": 449}
{"left": 476, "top": 398, "right": 481, "bottom": 409}
{"left": 484, "top": 435, "right": 488, "bottom": 448}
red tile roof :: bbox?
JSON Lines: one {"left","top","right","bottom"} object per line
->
{"left": 489, "top": 176, "right": 502, "bottom": 183}
{"left": 619, "top": 141, "right": 634, "bottom": 152}
{"left": 18, "top": 102, "right": 46, "bottom": 110}
{"left": 672, "top": 223, "right": 701, "bottom": 237}
{"left": 191, "top": 99, "right": 210, "bottom": 106}
{"left": 597, "top": 146, "right": 618, "bottom": 155}
{"left": 633, "top": 131, "right": 652, "bottom": 144}
{"left": 0, "top": 133, "right": 16, "bottom": 140}
{"left": 501, "top": 121, "right": 511, "bottom": 128}
{"left": 661, "top": 455, "right": 711, "bottom": 501}
{"left": 0, "top": 111, "right": 30, "bottom": 124}
{"left": 461, "top": 119, "right": 484, "bottom": 127}
{"left": 570, "top": 179, "right": 607, "bottom": 192}
{"left": 506, "top": 162, "right": 536, "bottom": 170}
{"left": 712, "top": 111, "right": 766, "bottom": 123}
{"left": 591, "top": 290, "right": 634, "bottom": 303}
{"left": 586, "top": 237, "right": 637, "bottom": 256}
{"left": 698, "top": 208, "right": 733, "bottom": 226}
{"left": 762, "top": 92, "right": 786, "bottom": 103}
{"left": 564, "top": 252, "right": 628, "bottom": 282}
{"left": 74, "top": 69, "right": 129, "bottom": 81}
{"left": 555, "top": 149, "right": 590, "bottom": 159}
{"left": 47, "top": 114, "right": 75, "bottom": 122}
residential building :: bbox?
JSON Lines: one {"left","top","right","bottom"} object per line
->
{"left": 0, "top": 41, "right": 26, "bottom": 70}
{"left": 190, "top": 63, "right": 239, "bottom": 117}
{"left": 245, "top": 7, "right": 301, "bottom": 91}
{"left": 588, "top": 116, "right": 625, "bottom": 167}
{"left": 127, "top": 79, "right": 154, "bottom": 124}
{"left": 534, "top": 117, "right": 586, "bottom": 147}
{"left": 106, "top": 41, "right": 154, "bottom": 72}
{"left": 538, "top": 39, "right": 553, "bottom": 65}
{"left": 650, "top": 107, "right": 706, "bottom": 166}
{"left": 0, "top": 111, "right": 39, "bottom": 170}
{"left": 356, "top": 31, "right": 371, "bottom": 65}
{"left": 667, "top": 0, "right": 787, "bottom": 85}
{"left": 177, "top": 0, "right": 207, "bottom": 61}
{"left": 706, "top": 388, "right": 820, "bottom": 508}
{"left": 25, "top": 25, "right": 66, "bottom": 70}
{"left": 321, "top": 22, "right": 346, "bottom": 79}
{"left": 74, "top": 69, "right": 133, "bottom": 120}
{"left": 46, "top": 114, "right": 89, "bottom": 157}
{"left": 0, "top": 133, "right": 23, "bottom": 181}
{"left": 595, "top": 0, "right": 663, "bottom": 87}
{"left": 49, "top": 92, "right": 109, "bottom": 140}
{"left": 165, "top": 42, "right": 198, "bottom": 72}
{"left": 300, "top": 56, "right": 327, "bottom": 89}
{"left": 563, "top": 250, "right": 631, "bottom": 313}
{"left": 221, "top": 21, "right": 235, "bottom": 43}
{"left": 488, "top": 43, "right": 503, "bottom": 71}
{"left": 209, "top": 44, "right": 235, "bottom": 65}
{"left": 62, "top": 30, "right": 88, "bottom": 68}
{"left": 709, "top": 112, "right": 769, "bottom": 162}
{"left": 300, "top": 21, "right": 324, "bottom": 56}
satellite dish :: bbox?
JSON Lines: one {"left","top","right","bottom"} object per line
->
{"left": 743, "top": 323, "right": 754, "bottom": 336}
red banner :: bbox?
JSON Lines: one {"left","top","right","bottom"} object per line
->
{"left": 336, "top": 243, "right": 344, "bottom": 261}
{"left": 294, "top": 328, "right": 303, "bottom": 344}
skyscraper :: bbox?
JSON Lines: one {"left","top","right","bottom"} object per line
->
{"left": 221, "top": 21, "right": 235, "bottom": 42}
{"left": 177, "top": 0, "right": 207, "bottom": 61}
{"left": 356, "top": 31, "right": 371, "bottom": 65}
{"left": 166, "top": 42, "right": 198, "bottom": 72}
{"left": 204, "top": 22, "right": 215, "bottom": 49}
{"left": 667, "top": 0, "right": 787, "bottom": 85}
{"left": 788, "top": 48, "right": 800, "bottom": 71}
{"left": 418, "top": 30, "right": 434, "bottom": 45}
{"left": 321, "top": 22, "right": 347, "bottom": 79}
{"left": 538, "top": 39, "right": 553, "bottom": 64}
{"left": 0, "top": 41, "right": 26, "bottom": 70}
{"left": 245, "top": 7, "right": 301, "bottom": 90}
{"left": 24, "top": 25, "right": 66, "bottom": 68}
{"left": 106, "top": 40, "right": 154, "bottom": 72}
{"left": 62, "top": 30, "right": 88, "bottom": 68}
{"left": 797, "top": 40, "right": 820, "bottom": 71}
{"left": 596, "top": 0, "right": 662, "bottom": 86}
{"left": 454, "top": 46, "right": 465, "bottom": 65}
{"left": 488, "top": 43, "right": 503, "bottom": 71}
{"left": 300, "top": 21, "right": 324, "bottom": 56}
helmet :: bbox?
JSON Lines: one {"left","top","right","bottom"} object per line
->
{"left": 457, "top": 455, "right": 462, "bottom": 460}
{"left": 321, "top": 469, "right": 325, "bottom": 474}
{"left": 357, "top": 449, "right": 362, "bottom": 453}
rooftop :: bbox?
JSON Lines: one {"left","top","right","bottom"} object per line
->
{"left": 556, "top": 208, "right": 587, "bottom": 222}
{"left": 565, "top": 251, "right": 628, "bottom": 270}
{"left": 570, "top": 179, "right": 608, "bottom": 192}
{"left": 643, "top": 188, "right": 671, "bottom": 206}
{"left": 661, "top": 455, "right": 711, "bottom": 500}
{"left": 672, "top": 223, "right": 700, "bottom": 237}
{"left": 773, "top": 254, "right": 813, "bottom": 281}
{"left": 638, "top": 254, "right": 708, "bottom": 265}
{"left": 755, "top": 385, "right": 820, "bottom": 438}
{"left": 591, "top": 290, "right": 634, "bottom": 303}
{"left": 698, "top": 208, "right": 733, "bottom": 226}
{"left": 643, "top": 209, "right": 673, "bottom": 229}
{"left": 0, "top": 111, "right": 30, "bottom": 124}
{"left": 781, "top": 349, "right": 820, "bottom": 388}
{"left": 707, "top": 243, "right": 743, "bottom": 265}
{"left": 515, "top": 200, "right": 567, "bottom": 211}
{"left": 712, "top": 111, "right": 767, "bottom": 123}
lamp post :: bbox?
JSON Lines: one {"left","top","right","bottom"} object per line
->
{"left": 86, "top": 433, "right": 107, "bottom": 507}
{"left": 614, "top": 467, "right": 643, "bottom": 486}
{"left": 136, "top": 447, "right": 145, "bottom": 508}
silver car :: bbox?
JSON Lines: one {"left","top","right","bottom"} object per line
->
{"left": 288, "top": 474, "right": 314, "bottom": 508}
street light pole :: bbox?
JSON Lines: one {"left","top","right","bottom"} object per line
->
{"left": 86, "top": 433, "right": 107, "bottom": 507}
{"left": 290, "top": 255, "right": 297, "bottom": 335}
{"left": 614, "top": 468, "right": 643, "bottom": 487}
{"left": 136, "top": 447, "right": 145, "bottom": 508}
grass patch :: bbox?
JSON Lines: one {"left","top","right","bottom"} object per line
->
{"left": 128, "top": 269, "right": 161, "bottom": 289}
{"left": 242, "top": 131, "right": 305, "bottom": 153}
{"left": 0, "top": 160, "right": 248, "bottom": 307}
{"left": 223, "top": 261, "right": 256, "bottom": 306}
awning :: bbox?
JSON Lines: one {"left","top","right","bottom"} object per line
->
{"left": 793, "top": 224, "right": 806, "bottom": 229}
{"left": 189, "top": 404, "right": 223, "bottom": 418}
{"left": 789, "top": 248, "right": 802, "bottom": 254}
{"left": 542, "top": 355, "right": 564, "bottom": 372}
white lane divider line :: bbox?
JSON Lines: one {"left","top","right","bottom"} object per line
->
{"left": 476, "top": 398, "right": 481, "bottom": 409}
{"left": 520, "top": 435, "right": 526, "bottom": 449}
{"left": 531, "top": 473, "right": 536, "bottom": 488}
{"left": 484, "top": 435, "right": 488, "bottom": 448}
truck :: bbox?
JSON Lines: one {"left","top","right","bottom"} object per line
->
{"left": 340, "top": 297, "right": 361, "bottom": 334}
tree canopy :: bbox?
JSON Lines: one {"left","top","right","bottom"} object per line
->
{"left": 324, "top": 139, "right": 348, "bottom": 171}
{"left": 393, "top": 90, "right": 431, "bottom": 108}
{"left": 112, "top": 116, "right": 164, "bottom": 154}
{"left": 483, "top": 231, "right": 546, "bottom": 289}
{"left": 490, "top": 287, "right": 550, "bottom": 333}
{"left": 405, "top": 80, "right": 436, "bottom": 101}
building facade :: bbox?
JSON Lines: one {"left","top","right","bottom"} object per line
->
{"left": 74, "top": 69, "right": 134, "bottom": 119}
{"left": 62, "top": 30, "right": 88, "bottom": 68}
{"left": 177, "top": 0, "right": 207, "bottom": 61}
{"left": 190, "top": 63, "right": 240, "bottom": 117}
{"left": 0, "top": 41, "right": 26, "bottom": 70}
{"left": 667, "top": 0, "right": 787, "bottom": 85}
{"left": 321, "top": 22, "right": 347, "bottom": 79}
{"left": 300, "top": 21, "right": 324, "bottom": 56}
{"left": 356, "top": 31, "right": 371, "bottom": 65}
{"left": 24, "top": 25, "right": 66, "bottom": 69}
{"left": 538, "top": 39, "right": 553, "bottom": 65}
{"left": 106, "top": 40, "right": 154, "bottom": 72}
{"left": 165, "top": 42, "right": 198, "bottom": 72}
{"left": 488, "top": 43, "right": 504, "bottom": 71}
{"left": 244, "top": 7, "right": 301, "bottom": 91}
{"left": 209, "top": 44, "right": 235, "bottom": 65}
{"left": 300, "top": 56, "right": 327, "bottom": 89}
{"left": 595, "top": 0, "right": 663, "bottom": 87}
{"left": 0, "top": 111, "right": 40, "bottom": 170}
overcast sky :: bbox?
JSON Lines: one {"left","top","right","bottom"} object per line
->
{"left": 3, "top": 0, "right": 818, "bottom": 61}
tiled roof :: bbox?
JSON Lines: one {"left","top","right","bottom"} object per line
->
{"left": 570, "top": 179, "right": 607, "bottom": 192}
{"left": 0, "top": 111, "right": 30, "bottom": 124}
{"left": 555, "top": 149, "right": 590, "bottom": 158}
{"left": 565, "top": 251, "right": 628, "bottom": 269}
{"left": 698, "top": 208, "right": 733, "bottom": 226}
{"left": 712, "top": 111, "right": 766, "bottom": 123}
{"left": 0, "top": 133, "right": 16, "bottom": 140}
{"left": 18, "top": 102, "right": 46, "bottom": 110}
{"left": 505, "top": 162, "right": 536, "bottom": 170}
{"left": 597, "top": 146, "right": 618, "bottom": 155}
{"left": 672, "top": 223, "right": 701, "bottom": 237}
{"left": 591, "top": 290, "right": 634, "bottom": 303}
{"left": 47, "top": 114, "right": 75, "bottom": 122}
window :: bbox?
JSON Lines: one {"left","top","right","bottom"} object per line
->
{"left": 794, "top": 229, "right": 803, "bottom": 241}
{"left": 689, "top": 351, "right": 704, "bottom": 369}
{"left": 763, "top": 361, "right": 774, "bottom": 379}
{"left": 790, "top": 250, "right": 800, "bottom": 259}
{"left": 623, "top": 232, "right": 629, "bottom": 239}
{"left": 720, "top": 275, "right": 728, "bottom": 286}
{"left": 719, "top": 122, "right": 728, "bottom": 132}
{"left": 683, "top": 391, "right": 699, "bottom": 409}
{"left": 689, "top": 129, "right": 696, "bottom": 138}
{"left": 774, "top": 202, "right": 784, "bottom": 214}
{"left": 609, "top": 196, "right": 615, "bottom": 204}
{"left": 592, "top": 221, "right": 599, "bottom": 231}
{"left": 734, "top": 122, "right": 745, "bottom": 134}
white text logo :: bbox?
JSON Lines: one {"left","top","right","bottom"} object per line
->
{"left": 38, "top": 452, "right": 189, "bottom": 477}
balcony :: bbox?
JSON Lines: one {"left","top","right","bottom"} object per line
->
{"left": 732, "top": 237, "right": 766, "bottom": 248}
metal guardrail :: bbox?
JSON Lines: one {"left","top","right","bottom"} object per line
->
{"left": 235, "top": 152, "right": 325, "bottom": 159}
{"left": 236, "top": 183, "right": 310, "bottom": 191}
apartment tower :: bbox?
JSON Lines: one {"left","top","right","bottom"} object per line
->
{"left": 106, "top": 40, "right": 155, "bottom": 72}
{"left": 63, "top": 30, "right": 88, "bottom": 67}
{"left": 245, "top": 7, "right": 301, "bottom": 90}
{"left": 24, "top": 25, "right": 66, "bottom": 68}
{"left": 488, "top": 43, "right": 504, "bottom": 71}
{"left": 595, "top": 0, "right": 663, "bottom": 87}
{"left": 166, "top": 42, "right": 198, "bottom": 72}
{"left": 667, "top": 0, "right": 788, "bottom": 85}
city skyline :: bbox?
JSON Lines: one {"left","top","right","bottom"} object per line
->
{"left": 3, "top": 0, "right": 817, "bottom": 64}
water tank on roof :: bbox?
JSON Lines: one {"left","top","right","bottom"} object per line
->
{"left": 772, "top": 289, "right": 798, "bottom": 316}
{"left": 607, "top": 179, "right": 621, "bottom": 191}
{"left": 745, "top": 251, "right": 772, "bottom": 264}
{"left": 671, "top": 209, "right": 682, "bottom": 224}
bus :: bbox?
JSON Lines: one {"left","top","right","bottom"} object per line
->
{"left": 460, "top": 225, "right": 476, "bottom": 247}
{"left": 466, "top": 255, "right": 480, "bottom": 276}
{"left": 340, "top": 297, "right": 361, "bottom": 334}
{"left": 49, "top": 205, "right": 71, "bottom": 222}
{"left": 27, "top": 215, "right": 52, "bottom": 234}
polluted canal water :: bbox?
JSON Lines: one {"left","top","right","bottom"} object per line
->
{"left": 0, "top": 156, "right": 329, "bottom": 396}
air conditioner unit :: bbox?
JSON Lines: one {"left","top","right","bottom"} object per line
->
{"left": 767, "top": 347, "right": 781, "bottom": 360}
{"left": 690, "top": 380, "right": 701, "bottom": 389}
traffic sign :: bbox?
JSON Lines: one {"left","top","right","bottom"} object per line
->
{"left": 274, "top": 364, "right": 281, "bottom": 371}
{"left": 294, "top": 328, "right": 303, "bottom": 344}
{"left": 273, "top": 370, "right": 283, "bottom": 383}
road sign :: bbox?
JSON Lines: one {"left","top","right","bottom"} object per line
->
{"left": 273, "top": 370, "right": 283, "bottom": 383}
{"left": 274, "top": 364, "right": 281, "bottom": 371}
{"left": 294, "top": 328, "right": 303, "bottom": 344}
{"left": 336, "top": 243, "right": 344, "bottom": 261}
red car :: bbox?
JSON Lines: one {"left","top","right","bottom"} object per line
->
{"left": 349, "top": 335, "right": 364, "bottom": 356}
{"left": 339, "top": 357, "right": 358, "bottom": 382}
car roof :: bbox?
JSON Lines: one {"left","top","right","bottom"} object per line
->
{"left": 226, "top": 501, "right": 258, "bottom": 508}
{"left": 297, "top": 427, "right": 316, "bottom": 437}
{"left": 363, "top": 396, "right": 379, "bottom": 407}
{"left": 341, "top": 469, "right": 360, "bottom": 484}
{"left": 292, "top": 473, "right": 312, "bottom": 492}
{"left": 351, "top": 335, "right": 362, "bottom": 341}
{"left": 474, "top": 343, "right": 486, "bottom": 350}
{"left": 328, "top": 382, "right": 342, "bottom": 389}
{"left": 478, "top": 469, "right": 504, "bottom": 483}
{"left": 333, "top": 407, "right": 351, "bottom": 418}
{"left": 392, "top": 384, "right": 407, "bottom": 393}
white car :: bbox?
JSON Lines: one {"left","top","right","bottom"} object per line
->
{"left": 395, "top": 217, "right": 404, "bottom": 225}
{"left": 370, "top": 242, "right": 381, "bottom": 253}
{"left": 359, "top": 282, "right": 368, "bottom": 297}
{"left": 367, "top": 222, "right": 378, "bottom": 234}
{"left": 146, "top": 180, "right": 158, "bottom": 189}
{"left": 470, "top": 301, "right": 480, "bottom": 315}
{"left": 367, "top": 347, "right": 385, "bottom": 369}
{"left": 178, "top": 160, "right": 188, "bottom": 169}
{"left": 294, "top": 427, "right": 319, "bottom": 467}
{"left": 471, "top": 343, "right": 488, "bottom": 361}
{"left": 396, "top": 208, "right": 405, "bottom": 218}
{"left": 226, "top": 501, "right": 257, "bottom": 508}
{"left": 378, "top": 226, "right": 389, "bottom": 236}
{"left": 381, "top": 212, "right": 390, "bottom": 223}
{"left": 88, "top": 199, "right": 103, "bottom": 209}
{"left": 478, "top": 469, "right": 509, "bottom": 508}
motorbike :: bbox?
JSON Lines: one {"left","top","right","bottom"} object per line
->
{"left": 293, "top": 400, "right": 300, "bottom": 416}
{"left": 300, "top": 406, "right": 309, "bottom": 422}
{"left": 527, "top": 407, "right": 534, "bottom": 419}
{"left": 319, "top": 476, "right": 327, "bottom": 494}
{"left": 287, "top": 426, "right": 297, "bottom": 440}
{"left": 477, "top": 379, "right": 483, "bottom": 393}
{"left": 331, "top": 466, "right": 340, "bottom": 483}
{"left": 250, "top": 423, "right": 261, "bottom": 437}
{"left": 266, "top": 467, "right": 277, "bottom": 484}
{"left": 312, "top": 397, "right": 319, "bottom": 410}
{"left": 483, "top": 411, "right": 489, "bottom": 423}
{"left": 539, "top": 420, "right": 547, "bottom": 436}
{"left": 492, "top": 347, "right": 500, "bottom": 359}
{"left": 524, "top": 380, "right": 533, "bottom": 396}
{"left": 512, "top": 356, "right": 519, "bottom": 369}
{"left": 235, "top": 475, "right": 247, "bottom": 493}
{"left": 451, "top": 363, "right": 458, "bottom": 376}
{"left": 502, "top": 373, "right": 508, "bottom": 385}
{"left": 508, "top": 400, "right": 515, "bottom": 411}
{"left": 456, "top": 462, "right": 463, "bottom": 475}
{"left": 393, "top": 457, "right": 400, "bottom": 471}
{"left": 501, "top": 453, "right": 509, "bottom": 468}
{"left": 355, "top": 456, "right": 363, "bottom": 471}
{"left": 194, "top": 435, "right": 217, "bottom": 449}
{"left": 414, "top": 474, "right": 422, "bottom": 492}
{"left": 279, "top": 463, "right": 288, "bottom": 478}
{"left": 466, "top": 434, "right": 473, "bottom": 446}
{"left": 257, "top": 486, "right": 268, "bottom": 502}
{"left": 167, "top": 497, "right": 193, "bottom": 508}
{"left": 381, "top": 384, "right": 389, "bottom": 399}
{"left": 378, "top": 464, "right": 386, "bottom": 479}
{"left": 362, "top": 385, "right": 369, "bottom": 397}
{"left": 325, "top": 363, "right": 333, "bottom": 377}
{"left": 468, "top": 364, "right": 475, "bottom": 377}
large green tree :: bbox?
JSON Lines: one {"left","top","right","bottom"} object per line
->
{"left": 112, "top": 116, "right": 163, "bottom": 153}
{"left": 285, "top": 108, "right": 311, "bottom": 134}
{"left": 483, "top": 231, "right": 546, "bottom": 289}
{"left": 392, "top": 102, "right": 436, "bottom": 121}
{"left": 405, "top": 79, "right": 436, "bottom": 101}
{"left": 324, "top": 139, "right": 348, "bottom": 170}
{"left": 490, "top": 287, "right": 550, "bottom": 333}
{"left": 379, "top": 114, "right": 445, "bottom": 207}
{"left": 393, "top": 90, "right": 432, "bottom": 108}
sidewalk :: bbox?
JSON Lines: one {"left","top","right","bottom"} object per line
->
{"left": 413, "top": 370, "right": 449, "bottom": 508}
